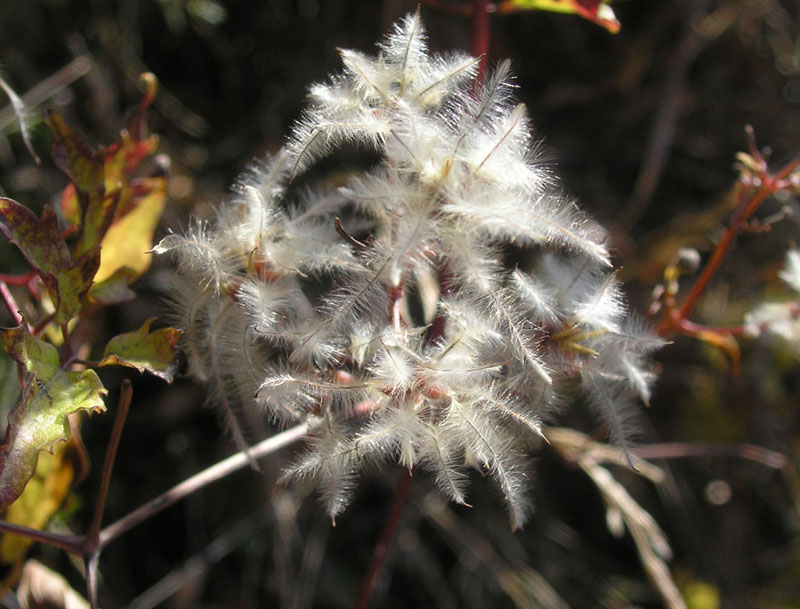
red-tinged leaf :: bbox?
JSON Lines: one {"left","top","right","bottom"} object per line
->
{"left": 103, "top": 135, "right": 159, "bottom": 196}
{"left": 128, "top": 73, "right": 158, "bottom": 142}
{"left": 100, "top": 318, "right": 182, "bottom": 383}
{"left": 497, "top": 0, "right": 620, "bottom": 34}
{"left": 0, "top": 325, "right": 106, "bottom": 511}
{"left": 45, "top": 111, "right": 104, "bottom": 198}
{"left": 49, "top": 73, "right": 163, "bottom": 290}
{"left": 88, "top": 267, "right": 138, "bottom": 305}
{"left": 46, "top": 111, "right": 118, "bottom": 258}
{"left": 0, "top": 198, "right": 99, "bottom": 324}
{"left": 103, "top": 74, "right": 160, "bottom": 194}
{"left": 59, "top": 184, "right": 81, "bottom": 235}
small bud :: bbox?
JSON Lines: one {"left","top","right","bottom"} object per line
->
{"left": 674, "top": 248, "right": 701, "bottom": 275}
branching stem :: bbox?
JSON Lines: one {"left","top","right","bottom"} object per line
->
{"left": 658, "top": 133, "right": 800, "bottom": 337}
{"left": 98, "top": 423, "right": 308, "bottom": 547}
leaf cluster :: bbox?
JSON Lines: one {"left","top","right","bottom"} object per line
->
{"left": 0, "top": 75, "right": 180, "bottom": 547}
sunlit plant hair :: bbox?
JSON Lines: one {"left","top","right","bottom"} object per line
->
{"left": 156, "top": 11, "right": 662, "bottom": 528}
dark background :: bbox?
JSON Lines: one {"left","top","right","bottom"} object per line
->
{"left": 1, "top": 1, "right": 800, "bottom": 608}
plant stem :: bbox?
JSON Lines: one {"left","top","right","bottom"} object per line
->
{"left": 98, "top": 423, "right": 308, "bottom": 548}
{"left": 659, "top": 153, "right": 800, "bottom": 335}
{"left": 471, "top": 0, "right": 490, "bottom": 85}
{"left": 0, "top": 279, "right": 23, "bottom": 325}
{"left": 0, "top": 520, "right": 83, "bottom": 554}
{"left": 674, "top": 184, "right": 769, "bottom": 323}
{"left": 420, "top": 0, "right": 472, "bottom": 16}
{"left": 631, "top": 442, "right": 787, "bottom": 469}
{"left": 87, "top": 380, "right": 132, "bottom": 544}
{"left": 0, "top": 272, "right": 35, "bottom": 286}
{"left": 353, "top": 469, "right": 414, "bottom": 609}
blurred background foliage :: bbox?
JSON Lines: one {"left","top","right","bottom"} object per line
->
{"left": 1, "top": 0, "right": 800, "bottom": 608}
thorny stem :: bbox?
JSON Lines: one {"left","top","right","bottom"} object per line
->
{"left": 98, "top": 423, "right": 308, "bottom": 547}
{"left": 353, "top": 469, "right": 414, "bottom": 609}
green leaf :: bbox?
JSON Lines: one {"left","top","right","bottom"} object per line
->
{"left": 0, "top": 325, "right": 106, "bottom": 510}
{"left": 100, "top": 318, "right": 182, "bottom": 383}
{"left": 88, "top": 267, "right": 138, "bottom": 305}
{"left": 0, "top": 198, "right": 100, "bottom": 324}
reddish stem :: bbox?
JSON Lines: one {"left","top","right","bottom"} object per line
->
{"left": 420, "top": 0, "right": 472, "bottom": 16}
{"left": 353, "top": 469, "right": 414, "bottom": 609}
{"left": 0, "top": 271, "right": 36, "bottom": 286}
{"left": 32, "top": 312, "right": 55, "bottom": 336}
{"left": 471, "top": 0, "right": 491, "bottom": 85}
{"left": 0, "top": 280, "right": 23, "bottom": 325}
{"left": 658, "top": 154, "right": 800, "bottom": 336}
{"left": 676, "top": 318, "right": 747, "bottom": 336}
{"left": 87, "top": 380, "right": 133, "bottom": 545}
{"left": 674, "top": 188, "right": 761, "bottom": 324}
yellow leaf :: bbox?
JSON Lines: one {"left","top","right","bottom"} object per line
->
{"left": 93, "top": 176, "right": 166, "bottom": 284}
{"left": 0, "top": 445, "right": 74, "bottom": 565}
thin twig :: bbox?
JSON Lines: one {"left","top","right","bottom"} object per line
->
{"left": 88, "top": 380, "right": 133, "bottom": 543}
{"left": 471, "top": 0, "right": 491, "bottom": 87}
{"left": 617, "top": 6, "right": 707, "bottom": 231}
{"left": 0, "top": 271, "right": 35, "bottom": 286}
{"left": 0, "top": 56, "right": 92, "bottom": 133}
{"left": 631, "top": 442, "right": 787, "bottom": 469}
{"left": 0, "top": 279, "right": 23, "bottom": 325}
{"left": 658, "top": 153, "right": 800, "bottom": 335}
{"left": 126, "top": 508, "right": 272, "bottom": 609}
{"left": 86, "top": 552, "right": 100, "bottom": 609}
{"left": 0, "top": 520, "right": 83, "bottom": 555}
{"left": 420, "top": 0, "right": 473, "bottom": 16}
{"left": 353, "top": 469, "right": 414, "bottom": 609}
{"left": 334, "top": 217, "right": 367, "bottom": 250}
{"left": 98, "top": 423, "right": 308, "bottom": 548}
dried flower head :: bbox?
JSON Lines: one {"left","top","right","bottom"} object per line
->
{"left": 156, "top": 11, "right": 662, "bottom": 528}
